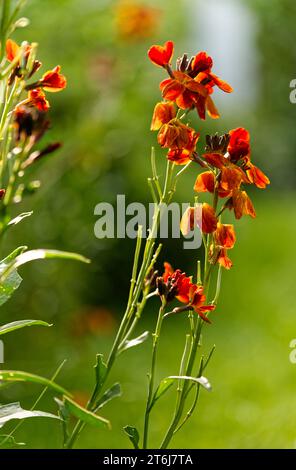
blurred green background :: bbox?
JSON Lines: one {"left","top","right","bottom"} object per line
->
{"left": 1, "top": 0, "right": 296, "bottom": 449}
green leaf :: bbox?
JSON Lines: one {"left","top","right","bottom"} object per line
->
{"left": 150, "top": 378, "right": 174, "bottom": 410}
{"left": 0, "top": 370, "right": 70, "bottom": 396}
{"left": 0, "top": 434, "right": 25, "bottom": 448}
{"left": 123, "top": 425, "right": 140, "bottom": 449}
{"left": 8, "top": 211, "right": 33, "bottom": 227}
{"left": 0, "top": 247, "right": 26, "bottom": 306}
{"left": 94, "top": 354, "right": 107, "bottom": 391}
{"left": 63, "top": 396, "right": 110, "bottom": 429}
{"left": 167, "top": 375, "right": 212, "bottom": 391}
{"left": 0, "top": 402, "right": 60, "bottom": 428}
{"left": 119, "top": 331, "right": 149, "bottom": 353}
{"left": 0, "top": 319, "right": 51, "bottom": 336}
{"left": 0, "top": 248, "right": 90, "bottom": 284}
{"left": 0, "top": 247, "right": 89, "bottom": 306}
{"left": 95, "top": 383, "right": 121, "bottom": 410}
{"left": 0, "top": 246, "right": 28, "bottom": 264}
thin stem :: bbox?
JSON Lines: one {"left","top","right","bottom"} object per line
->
{"left": 143, "top": 298, "right": 166, "bottom": 449}
{"left": 66, "top": 159, "right": 186, "bottom": 449}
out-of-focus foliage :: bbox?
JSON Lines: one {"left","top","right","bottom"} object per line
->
{"left": 247, "top": 0, "right": 296, "bottom": 188}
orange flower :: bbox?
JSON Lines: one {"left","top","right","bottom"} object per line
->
{"left": 194, "top": 170, "right": 231, "bottom": 198}
{"left": 159, "top": 71, "right": 209, "bottom": 119}
{"left": 115, "top": 1, "right": 160, "bottom": 41}
{"left": 151, "top": 101, "right": 176, "bottom": 130}
{"left": 216, "top": 248, "right": 233, "bottom": 270}
{"left": 190, "top": 51, "right": 233, "bottom": 94}
{"left": 214, "top": 222, "right": 236, "bottom": 249}
{"left": 245, "top": 163, "right": 270, "bottom": 189}
{"left": 158, "top": 50, "right": 232, "bottom": 119}
{"left": 148, "top": 40, "right": 174, "bottom": 68}
{"left": 167, "top": 129, "right": 199, "bottom": 165}
{"left": 228, "top": 189, "right": 256, "bottom": 219}
{"left": 194, "top": 171, "right": 215, "bottom": 193}
{"left": 161, "top": 263, "right": 215, "bottom": 323}
{"left": 180, "top": 203, "right": 217, "bottom": 235}
{"left": 188, "top": 284, "right": 215, "bottom": 323}
{"left": 157, "top": 119, "right": 194, "bottom": 149}
{"left": 209, "top": 223, "right": 236, "bottom": 270}
{"left": 39, "top": 66, "right": 67, "bottom": 92}
{"left": 202, "top": 203, "right": 218, "bottom": 233}
{"left": 6, "top": 38, "right": 31, "bottom": 62}
{"left": 159, "top": 263, "right": 193, "bottom": 304}
{"left": 25, "top": 89, "right": 50, "bottom": 112}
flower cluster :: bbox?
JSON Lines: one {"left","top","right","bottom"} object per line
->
{"left": 6, "top": 39, "right": 67, "bottom": 172}
{"left": 7, "top": 39, "right": 66, "bottom": 112}
{"left": 148, "top": 41, "right": 270, "bottom": 273}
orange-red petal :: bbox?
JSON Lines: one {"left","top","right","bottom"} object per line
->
{"left": 209, "top": 73, "right": 233, "bottom": 93}
{"left": 40, "top": 65, "right": 67, "bottom": 92}
{"left": 201, "top": 203, "right": 217, "bottom": 233}
{"left": 215, "top": 222, "right": 236, "bottom": 249}
{"left": 194, "top": 171, "right": 215, "bottom": 193}
{"left": 246, "top": 164, "right": 270, "bottom": 189}
{"left": 231, "top": 189, "right": 256, "bottom": 219}
{"left": 6, "top": 39, "right": 19, "bottom": 62}
{"left": 217, "top": 248, "right": 233, "bottom": 269}
{"left": 27, "top": 89, "right": 50, "bottom": 112}
{"left": 148, "top": 40, "right": 174, "bottom": 67}
{"left": 150, "top": 101, "right": 176, "bottom": 130}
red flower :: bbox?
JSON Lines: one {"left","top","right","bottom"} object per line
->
{"left": 39, "top": 66, "right": 67, "bottom": 92}
{"left": 227, "top": 127, "right": 250, "bottom": 163}
{"left": 148, "top": 40, "right": 174, "bottom": 67}
{"left": 25, "top": 89, "right": 50, "bottom": 112}
{"left": 167, "top": 129, "right": 199, "bottom": 165}
{"left": 160, "top": 71, "right": 209, "bottom": 119}
{"left": 151, "top": 101, "right": 176, "bottom": 130}
{"left": 188, "top": 285, "right": 215, "bottom": 323}
{"left": 190, "top": 51, "right": 233, "bottom": 94}
{"left": 161, "top": 263, "right": 215, "bottom": 323}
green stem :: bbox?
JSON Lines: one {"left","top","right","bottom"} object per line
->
{"left": 66, "top": 161, "right": 179, "bottom": 449}
{"left": 143, "top": 298, "right": 166, "bottom": 449}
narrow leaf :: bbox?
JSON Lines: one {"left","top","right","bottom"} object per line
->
{"left": 95, "top": 383, "right": 121, "bottom": 410}
{"left": 120, "top": 331, "right": 149, "bottom": 353}
{"left": 0, "top": 402, "right": 60, "bottom": 428}
{"left": 123, "top": 425, "right": 140, "bottom": 449}
{"left": 0, "top": 319, "right": 51, "bottom": 336}
{"left": 150, "top": 378, "right": 174, "bottom": 409}
{"left": 0, "top": 248, "right": 90, "bottom": 284}
{"left": 63, "top": 396, "right": 110, "bottom": 429}
{"left": 0, "top": 370, "right": 70, "bottom": 396}
{"left": 8, "top": 211, "right": 33, "bottom": 227}
{"left": 167, "top": 375, "right": 212, "bottom": 391}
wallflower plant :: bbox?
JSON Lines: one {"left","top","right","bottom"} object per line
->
{"left": 0, "top": 2, "right": 270, "bottom": 450}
